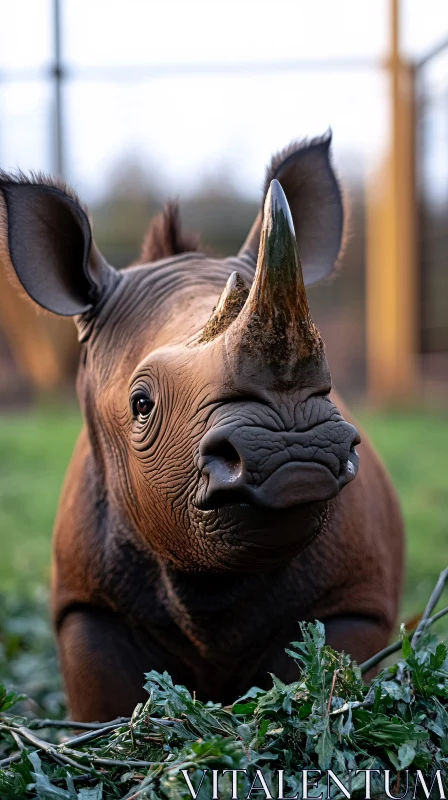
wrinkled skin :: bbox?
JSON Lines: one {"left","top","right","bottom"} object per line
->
{"left": 71, "top": 262, "right": 356, "bottom": 572}
{"left": 53, "top": 258, "right": 403, "bottom": 718}
{"left": 0, "top": 139, "right": 404, "bottom": 721}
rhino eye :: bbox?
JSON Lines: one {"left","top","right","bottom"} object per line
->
{"left": 131, "top": 391, "right": 154, "bottom": 420}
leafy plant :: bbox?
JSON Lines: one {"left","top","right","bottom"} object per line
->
{"left": 0, "top": 572, "right": 447, "bottom": 799}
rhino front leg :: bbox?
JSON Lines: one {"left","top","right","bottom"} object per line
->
{"left": 263, "top": 615, "right": 390, "bottom": 686}
{"left": 323, "top": 614, "right": 391, "bottom": 673}
{"left": 58, "top": 607, "right": 161, "bottom": 721}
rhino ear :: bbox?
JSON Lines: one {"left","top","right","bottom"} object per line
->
{"left": 0, "top": 173, "right": 117, "bottom": 316}
{"left": 239, "top": 134, "right": 344, "bottom": 286}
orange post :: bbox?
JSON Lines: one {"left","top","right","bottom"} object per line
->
{"left": 366, "top": 0, "right": 418, "bottom": 403}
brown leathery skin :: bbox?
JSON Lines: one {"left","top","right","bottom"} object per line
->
{"left": 52, "top": 256, "right": 403, "bottom": 718}
{"left": 53, "top": 379, "right": 403, "bottom": 716}
{"left": 1, "top": 139, "right": 404, "bottom": 721}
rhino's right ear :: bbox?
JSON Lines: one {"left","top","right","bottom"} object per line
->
{"left": 239, "top": 134, "right": 344, "bottom": 287}
{"left": 0, "top": 174, "right": 117, "bottom": 317}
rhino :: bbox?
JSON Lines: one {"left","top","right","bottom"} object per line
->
{"left": 0, "top": 136, "right": 404, "bottom": 721}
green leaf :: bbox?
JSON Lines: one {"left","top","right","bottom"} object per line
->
{"left": 401, "top": 633, "right": 412, "bottom": 659}
{"left": 382, "top": 682, "right": 412, "bottom": 702}
{"left": 26, "top": 751, "right": 72, "bottom": 799}
{"left": 0, "top": 683, "right": 25, "bottom": 713}
{"left": 315, "top": 725, "right": 334, "bottom": 770}
{"left": 397, "top": 743, "right": 416, "bottom": 769}
{"left": 232, "top": 701, "right": 257, "bottom": 716}
{"left": 77, "top": 786, "right": 103, "bottom": 800}
{"left": 233, "top": 687, "right": 264, "bottom": 703}
{"left": 430, "top": 643, "right": 447, "bottom": 670}
{"left": 386, "top": 748, "right": 400, "bottom": 770}
{"left": 297, "top": 702, "right": 312, "bottom": 719}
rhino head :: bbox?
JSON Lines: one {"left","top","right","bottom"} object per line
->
{"left": 0, "top": 136, "right": 360, "bottom": 572}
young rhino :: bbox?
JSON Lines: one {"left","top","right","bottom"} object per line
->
{"left": 0, "top": 136, "right": 404, "bottom": 721}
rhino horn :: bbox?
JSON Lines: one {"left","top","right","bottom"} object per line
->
{"left": 200, "top": 271, "right": 249, "bottom": 342}
{"left": 230, "top": 179, "right": 323, "bottom": 362}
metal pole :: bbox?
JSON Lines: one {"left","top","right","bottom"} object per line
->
{"left": 52, "top": 0, "right": 64, "bottom": 178}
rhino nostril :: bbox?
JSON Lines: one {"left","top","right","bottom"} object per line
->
{"left": 199, "top": 430, "right": 244, "bottom": 483}
{"left": 212, "top": 441, "right": 241, "bottom": 472}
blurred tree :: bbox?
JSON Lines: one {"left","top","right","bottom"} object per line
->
{"left": 181, "top": 191, "right": 258, "bottom": 257}
{"left": 0, "top": 266, "right": 78, "bottom": 397}
{"left": 0, "top": 157, "right": 367, "bottom": 403}
{"left": 92, "top": 158, "right": 165, "bottom": 268}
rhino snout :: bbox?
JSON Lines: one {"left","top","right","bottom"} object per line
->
{"left": 197, "top": 417, "right": 360, "bottom": 510}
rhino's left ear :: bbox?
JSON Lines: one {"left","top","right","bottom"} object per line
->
{"left": 239, "top": 134, "right": 344, "bottom": 286}
{"left": 0, "top": 173, "right": 117, "bottom": 317}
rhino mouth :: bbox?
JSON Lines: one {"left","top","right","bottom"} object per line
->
{"left": 197, "top": 451, "right": 359, "bottom": 512}
{"left": 192, "top": 491, "right": 332, "bottom": 570}
{"left": 196, "top": 413, "right": 360, "bottom": 513}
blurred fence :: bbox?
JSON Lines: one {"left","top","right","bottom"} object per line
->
{"left": 0, "top": 0, "right": 447, "bottom": 407}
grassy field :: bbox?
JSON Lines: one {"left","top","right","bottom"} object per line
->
{"left": 356, "top": 410, "right": 448, "bottom": 627}
{"left": 0, "top": 407, "right": 447, "bottom": 628}
{"left": 0, "top": 409, "right": 82, "bottom": 592}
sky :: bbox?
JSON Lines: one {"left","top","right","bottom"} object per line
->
{"left": 0, "top": 0, "right": 447, "bottom": 201}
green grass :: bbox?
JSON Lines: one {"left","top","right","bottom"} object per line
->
{"left": 0, "top": 408, "right": 81, "bottom": 591}
{"left": 0, "top": 407, "right": 447, "bottom": 628}
{"left": 357, "top": 410, "right": 448, "bottom": 627}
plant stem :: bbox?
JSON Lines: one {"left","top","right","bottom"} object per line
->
{"left": 327, "top": 669, "right": 339, "bottom": 712}
{"left": 27, "top": 715, "right": 173, "bottom": 730}
{"left": 360, "top": 605, "right": 448, "bottom": 674}
{"left": 28, "top": 716, "right": 131, "bottom": 730}
{"left": 411, "top": 568, "right": 448, "bottom": 647}
{"left": 59, "top": 722, "right": 129, "bottom": 748}
{"left": 0, "top": 753, "right": 21, "bottom": 768}
{"left": 0, "top": 716, "right": 158, "bottom": 772}
{"left": 10, "top": 730, "right": 26, "bottom": 751}
{"left": 0, "top": 723, "right": 97, "bottom": 775}
{"left": 89, "top": 756, "right": 157, "bottom": 768}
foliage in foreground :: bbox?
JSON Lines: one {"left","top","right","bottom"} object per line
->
{"left": 0, "top": 614, "right": 448, "bottom": 799}
{"left": 0, "top": 591, "right": 64, "bottom": 719}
